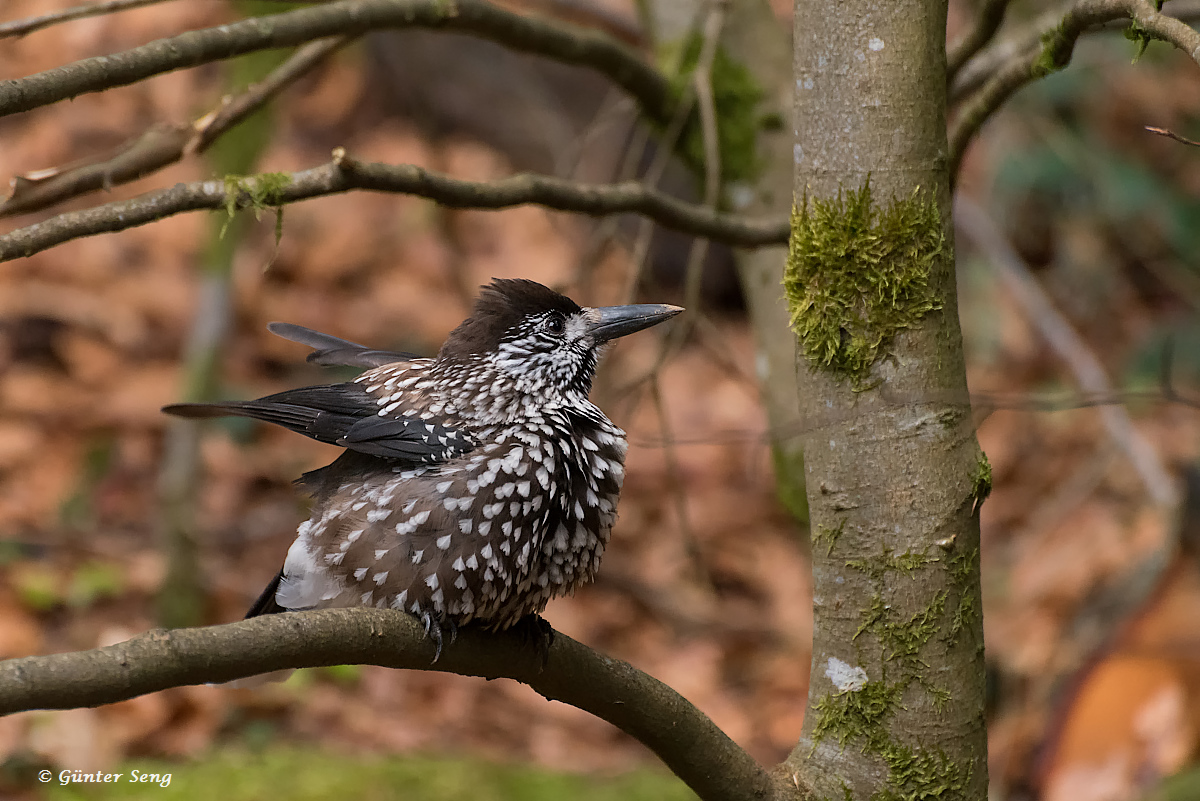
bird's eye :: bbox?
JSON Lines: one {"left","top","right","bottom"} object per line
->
{"left": 545, "top": 314, "right": 566, "bottom": 335}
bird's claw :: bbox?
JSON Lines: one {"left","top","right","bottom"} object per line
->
{"left": 420, "top": 610, "right": 447, "bottom": 662}
{"left": 511, "top": 614, "right": 555, "bottom": 669}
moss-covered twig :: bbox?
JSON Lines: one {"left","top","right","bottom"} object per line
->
{"left": 948, "top": 0, "right": 1200, "bottom": 181}
{"left": 0, "top": 609, "right": 784, "bottom": 801}
{"left": 0, "top": 149, "right": 789, "bottom": 262}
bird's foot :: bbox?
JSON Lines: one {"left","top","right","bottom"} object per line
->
{"left": 418, "top": 610, "right": 456, "bottom": 662}
{"left": 510, "top": 614, "right": 555, "bottom": 669}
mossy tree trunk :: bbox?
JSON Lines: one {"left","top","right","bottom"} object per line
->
{"left": 783, "top": 2, "right": 989, "bottom": 799}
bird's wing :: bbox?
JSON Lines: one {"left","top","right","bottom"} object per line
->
{"left": 338, "top": 415, "right": 476, "bottom": 460}
{"left": 268, "top": 322, "right": 423, "bottom": 368}
{"left": 163, "top": 384, "right": 474, "bottom": 462}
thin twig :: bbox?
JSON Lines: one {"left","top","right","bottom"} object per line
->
{"left": 622, "top": 4, "right": 710, "bottom": 303}
{"left": 679, "top": 0, "right": 725, "bottom": 322}
{"left": 653, "top": 0, "right": 726, "bottom": 372}
{"left": 1146, "top": 124, "right": 1200, "bottom": 147}
{"left": 191, "top": 36, "right": 351, "bottom": 152}
{"left": 0, "top": 36, "right": 352, "bottom": 218}
{"left": 648, "top": 376, "right": 714, "bottom": 590}
{"left": 682, "top": 1, "right": 725, "bottom": 309}
{"left": 955, "top": 196, "right": 1177, "bottom": 506}
{"left": 516, "top": 0, "right": 647, "bottom": 48}
{"left": 618, "top": 2, "right": 725, "bottom": 472}
{"left": 0, "top": 0, "right": 177, "bottom": 39}
{"left": 0, "top": 150, "right": 789, "bottom": 262}
{"left": 565, "top": 91, "right": 642, "bottom": 297}
{"left": 594, "top": 568, "right": 780, "bottom": 642}
{"left": 590, "top": 3, "right": 728, "bottom": 575}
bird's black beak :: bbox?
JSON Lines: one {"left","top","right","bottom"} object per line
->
{"left": 587, "top": 303, "right": 684, "bottom": 344}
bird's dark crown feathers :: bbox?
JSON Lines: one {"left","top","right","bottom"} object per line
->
{"left": 439, "top": 279, "right": 582, "bottom": 358}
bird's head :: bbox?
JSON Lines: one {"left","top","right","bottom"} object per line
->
{"left": 438, "top": 279, "right": 683, "bottom": 400}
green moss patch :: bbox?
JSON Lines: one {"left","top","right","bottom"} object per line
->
{"left": 1033, "top": 23, "right": 1070, "bottom": 77}
{"left": 874, "top": 741, "right": 972, "bottom": 801}
{"left": 812, "top": 534, "right": 979, "bottom": 798}
{"left": 784, "top": 182, "right": 945, "bottom": 384}
{"left": 812, "top": 680, "right": 902, "bottom": 751}
{"left": 220, "top": 171, "right": 291, "bottom": 252}
{"left": 945, "top": 547, "right": 981, "bottom": 648}
{"left": 845, "top": 547, "right": 935, "bottom": 582}
{"left": 854, "top": 591, "right": 947, "bottom": 671}
{"left": 812, "top": 518, "right": 846, "bottom": 556}
{"left": 971, "top": 453, "right": 992, "bottom": 512}
{"left": 223, "top": 172, "right": 291, "bottom": 220}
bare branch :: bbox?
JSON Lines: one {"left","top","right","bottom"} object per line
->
{"left": 0, "top": 608, "right": 784, "bottom": 801}
{"left": 948, "top": 40, "right": 1040, "bottom": 182}
{"left": 622, "top": 5, "right": 707, "bottom": 302}
{"left": 0, "top": 0, "right": 178, "bottom": 40}
{"left": 0, "top": 0, "right": 674, "bottom": 129}
{"left": 680, "top": 0, "right": 725, "bottom": 316}
{"left": 1146, "top": 124, "right": 1200, "bottom": 147}
{"left": 946, "top": 0, "right": 1012, "bottom": 82}
{"left": 0, "top": 124, "right": 192, "bottom": 218}
{"left": 0, "top": 36, "right": 351, "bottom": 218}
{"left": 955, "top": 197, "right": 1177, "bottom": 507}
{"left": 0, "top": 151, "right": 789, "bottom": 262}
{"left": 190, "top": 35, "right": 351, "bottom": 152}
{"left": 948, "top": 0, "right": 1200, "bottom": 182}
{"left": 950, "top": 1, "right": 1073, "bottom": 104}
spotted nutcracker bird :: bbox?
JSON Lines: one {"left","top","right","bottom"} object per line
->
{"left": 164, "top": 279, "right": 682, "bottom": 657}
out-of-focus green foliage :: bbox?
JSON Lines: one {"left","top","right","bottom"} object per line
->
{"left": 59, "top": 438, "right": 116, "bottom": 528}
{"left": 41, "top": 748, "right": 697, "bottom": 801}
{"left": 1145, "top": 764, "right": 1200, "bottom": 801}
{"left": 12, "top": 560, "right": 124, "bottom": 612}
{"left": 993, "top": 35, "right": 1200, "bottom": 391}
{"left": 995, "top": 40, "right": 1200, "bottom": 262}
{"left": 1125, "top": 322, "right": 1200, "bottom": 395}
{"left": 659, "top": 32, "right": 766, "bottom": 188}
{"left": 12, "top": 566, "right": 60, "bottom": 612}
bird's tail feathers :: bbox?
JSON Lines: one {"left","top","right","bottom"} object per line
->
{"left": 245, "top": 570, "right": 287, "bottom": 618}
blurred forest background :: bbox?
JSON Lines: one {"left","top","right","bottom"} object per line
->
{"left": 2, "top": 1, "right": 1200, "bottom": 799}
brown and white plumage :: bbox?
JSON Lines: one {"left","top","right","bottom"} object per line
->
{"left": 165, "top": 279, "right": 682, "bottom": 656}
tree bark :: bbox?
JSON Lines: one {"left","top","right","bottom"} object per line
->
{"left": 784, "top": 2, "right": 989, "bottom": 799}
